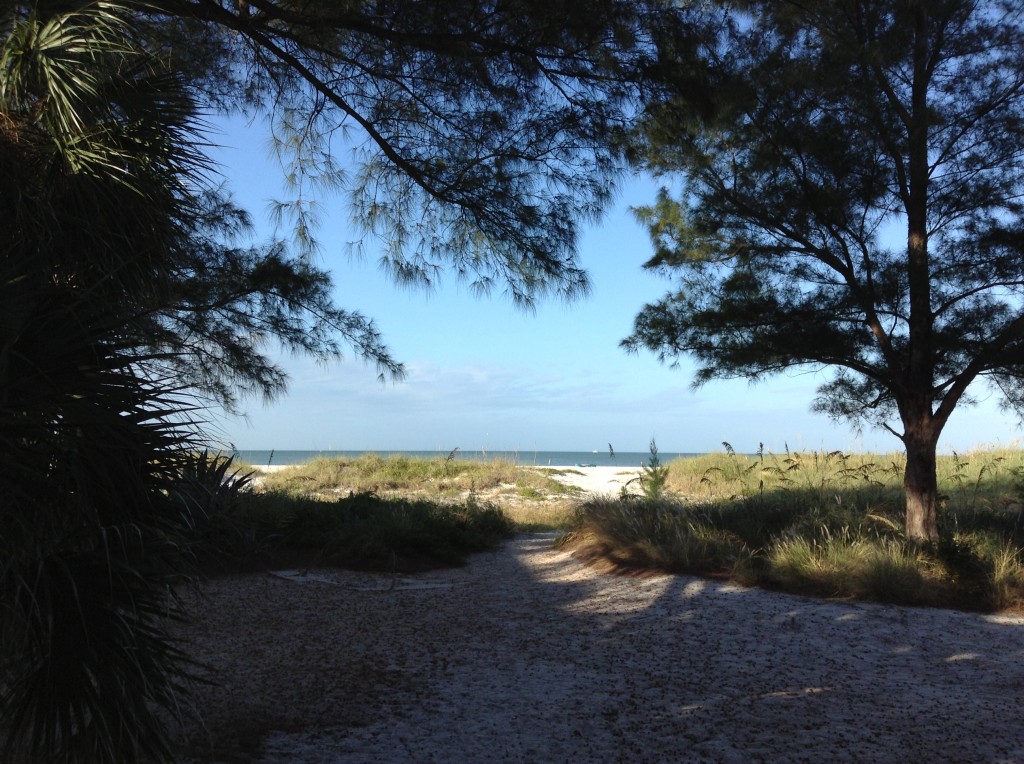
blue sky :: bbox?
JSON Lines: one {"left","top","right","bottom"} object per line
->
{"left": 207, "top": 116, "right": 1020, "bottom": 455}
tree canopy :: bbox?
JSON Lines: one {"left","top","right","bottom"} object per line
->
{"left": 4, "top": 0, "right": 673, "bottom": 409}
{"left": 625, "top": 0, "right": 1024, "bottom": 541}
{"left": 144, "top": 0, "right": 662, "bottom": 305}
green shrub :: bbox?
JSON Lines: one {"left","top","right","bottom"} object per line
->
{"left": 639, "top": 439, "right": 671, "bottom": 501}
{"left": 193, "top": 490, "right": 515, "bottom": 573}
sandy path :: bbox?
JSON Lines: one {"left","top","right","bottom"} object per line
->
{"left": 182, "top": 534, "right": 1024, "bottom": 763}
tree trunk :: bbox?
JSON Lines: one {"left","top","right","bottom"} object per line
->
{"left": 900, "top": 7, "right": 939, "bottom": 545}
{"left": 903, "top": 432, "right": 940, "bottom": 543}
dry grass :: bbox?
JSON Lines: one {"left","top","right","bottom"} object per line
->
{"left": 500, "top": 501, "right": 578, "bottom": 532}
{"left": 233, "top": 449, "right": 1024, "bottom": 612}
{"left": 255, "top": 455, "right": 573, "bottom": 510}
{"left": 561, "top": 447, "right": 1024, "bottom": 613}
{"left": 664, "top": 445, "right": 1024, "bottom": 513}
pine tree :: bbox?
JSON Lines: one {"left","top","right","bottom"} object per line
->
{"left": 627, "top": 1, "right": 1024, "bottom": 541}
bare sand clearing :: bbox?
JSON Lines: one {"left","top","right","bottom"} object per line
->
{"left": 182, "top": 530, "right": 1024, "bottom": 763}
{"left": 538, "top": 465, "right": 642, "bottom": 496}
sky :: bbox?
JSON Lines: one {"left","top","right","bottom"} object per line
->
{"left": 206, "top": 115, "right": 1021, "bottom": 456}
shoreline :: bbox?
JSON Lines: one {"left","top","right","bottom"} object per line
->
{"left": 233, "top": 448, "right": 699, "bottom": 469}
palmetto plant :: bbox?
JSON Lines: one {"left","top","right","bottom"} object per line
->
{"left": 0, "top": 2, "right": 211, "bottom": 760}
{"left": 0, "top": 288, "right": 201, "bottom": 763}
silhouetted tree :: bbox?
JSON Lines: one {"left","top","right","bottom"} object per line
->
{"left": 626, "top": 0, "right": 1024, "bottom": 542}
{"left": 0, "top": 5, "right": 220, "bottom": 760}
{"left": 2, "top": 0, "right": 402, "bottom": 411}
{"left": 5, "top": 0, "right": 687, "bottom": 405}
{"left": 141, "top": 0, "right": 664, "bottom": 306}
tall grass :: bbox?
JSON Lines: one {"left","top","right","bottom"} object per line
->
{"left": 192, "top": 489, "right": 516, "bottom": 573}
{"left": 564, "top": 446, "right": 1024, "bottom": 612}
{"left": 216, "top": 448, "right": 1024, "bottom": 611}
{"left": 257, "top": 454, "right": 571, "bottom": 502}
{"left": 561, "top": 500, "right": 748, "bottom": 574}
{"left": 665, "top": 445, "right": 1024, "bottom": 512}
{"left": 762, "top": 530, "right": 932, "bottom": 604}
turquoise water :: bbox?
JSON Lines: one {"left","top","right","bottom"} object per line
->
{"left": 232, "top": 449, "right": 700, "bottom": 468}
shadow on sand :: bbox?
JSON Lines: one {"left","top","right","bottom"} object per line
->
{"left": 182, "top": 532, "right": 1024, "bottom": 762}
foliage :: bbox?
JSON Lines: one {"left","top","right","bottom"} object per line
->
{"left": 762, "top": 531, "right": 931, "bottom": 605}
{"left": 624, "top": 0, "right": 1024, "bottom": 542}
{"left": 564, "top": 448, "right": 1024, "bottom": 611}
{"left": 194, "top": 490, "right": 516, "bottom": 573}
{"left": 563, "top": 498, "right": 748, "bottom": 573}
{"left": 0, "top": 1, "right": 340, "bottom": 758}
{"left": 143, "top": 236, "right": 403, "bottom": 410}
{"left": 257, "top": 454, "right": 571, "bottom": 501}
{"left": 639, "top": 437, "right": 671, "bottom": 500}
{"left": 662, "top": 446, "right": 1024, "bottom": 515}
{"left": 0, "top": 283, "right": 202, "bottom": 762}
{"left": 0, "top": 4, "right": 206, "bottom": 760}
{"left": 142, "top": 0, "right": 684, "bottom": 306}
{"left": 1, "top": 0, "right": 401, "bottom": 411}
{"left": 2, "top": 0, "right": 672, "bottom": 758}
{"left": 175, "top": 450, "right": 254, "bottom": 518}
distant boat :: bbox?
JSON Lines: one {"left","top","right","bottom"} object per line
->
{"left": 592, "top": 449, "right": 598, "bottom": 453}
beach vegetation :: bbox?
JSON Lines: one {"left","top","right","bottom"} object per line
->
{"left": 256, "top": 455, "right": 574, "bottom": 504}
{"left": 638, "top": 438, "right": 671, "bottom": 501}
{"left": 0, "top": 2, "right": 224, "bottom": 758}
{"left": 194, "top": 490, "right": 515, "bottom": 573}
{"left": 563, "top": 447, "right": 1024, "bottom": 612}
{"left": 193, "top": 446, "right": 1024, "bottom": 612}
{"left": 0, "top": 0, "right": 694, "bottom": 759}
{"left": 624, "top": 1, "right": 1024, "bottom": 544}
{"left": 182, "top": 453, "right": 587, "bottom": 574}
{"left": 0, "top": 305, "right": 210, "bottom": 763}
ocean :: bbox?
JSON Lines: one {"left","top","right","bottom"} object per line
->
{"left": 232, "top": 449, "right": 701, "bottom": 468}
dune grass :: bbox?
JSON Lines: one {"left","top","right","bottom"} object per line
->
{"left": 206, "top": 449, "right": 1024, "bottom": 611}
{"left": 562, "top": 446, "right": 1024, "bottom": 612}
{"left": 191, "top": 454, "right": 576, "bottom": 574}
{"left": 193, "top": 488, "right": 516, "bottom": 573}
{"left": 256, "top": 454, "right": 574, "bottom": 503}
{"left": 663, "top": 445, "right": 1024, "bottom": 511}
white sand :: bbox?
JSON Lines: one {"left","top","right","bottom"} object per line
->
{"left": 534, "top": 465, "right": 642, "bottom": 496}
{"left": 250, "top": 464, "right": 292, "bottom": 473}
{"left": 181, "top": 534, "right": 1024, "bottom": 762}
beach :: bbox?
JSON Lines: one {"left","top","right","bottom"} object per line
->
{"left": 180, "top": 532, "right": 1024, "bottom": 762}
